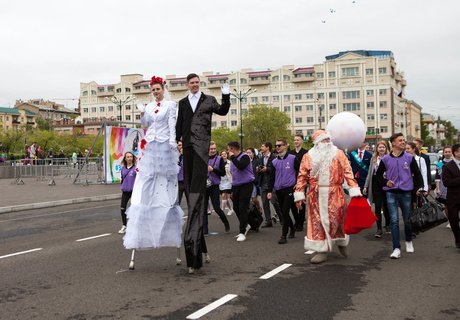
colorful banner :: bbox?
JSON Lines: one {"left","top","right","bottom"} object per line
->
{"left": 104, "top": 126, "right": 146, "bottom": 183}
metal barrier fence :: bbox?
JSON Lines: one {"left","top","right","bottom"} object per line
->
{"left": 7, "top": 158, "right": 105, "bottom": 186}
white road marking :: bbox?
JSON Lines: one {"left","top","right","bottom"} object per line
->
{"left": 259, "top": 263, "right": 292, "bottom": 279}
{"left": 0, "top": 248, "right": 43, "bottom": 260}
{"left": 0, "top": 204, "right": 119, "bottom": 223}
{"left": 116, "top": 269, "right": 129, "bottom": 274}
{"left": 186, "top": 294, "right": 238, "bottom": 319}
{"left": 76, "top": 233, "right": 111, "bottom": 242}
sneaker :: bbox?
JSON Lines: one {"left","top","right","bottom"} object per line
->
{"left": 118, "top": 225, "right": 127, "bottom": 234}
{"left": 446, "top": 223, "right": 451, "bottom": 229}
{"left": 405, "top": 241, "right": 414, "bottom": 253}
{"left": 390, "top": 248, "right": 401, "bottom": 259}
{"left": 236, "top": 233, "right": 246, "bottom": 242}
{"left": 278, "top": 237, "right": 287, "bottom": 244}
{"left": 384, "top": 226, "right": 391, "bottom": 234}
{"left": 374, "top": 229, "right": 383, "bottom": 238}
{"left": 227, "top": 209, "right": 235, "bottom": 216}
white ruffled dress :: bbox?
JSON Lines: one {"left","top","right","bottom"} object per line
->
{"left": 123, "top": 100, "right": 184, "bottom": 250}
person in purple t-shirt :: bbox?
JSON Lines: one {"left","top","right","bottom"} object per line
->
{"left": 118, "top": 151, "right": 137, "bottom": 234}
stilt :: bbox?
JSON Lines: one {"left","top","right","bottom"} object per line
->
{"left": 176, "top": 248, "right": 182, "bottom": 265}
{"left": 128, "top": 249, "right": 135, "bottom": 270}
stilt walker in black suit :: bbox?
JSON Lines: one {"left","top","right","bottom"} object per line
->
{"left": 176, "top": 73, "right": 231, "bottom": 273}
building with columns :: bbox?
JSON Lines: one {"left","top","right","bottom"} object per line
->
{"left": 79, "top": 50, "right": 422, "bottom": 140}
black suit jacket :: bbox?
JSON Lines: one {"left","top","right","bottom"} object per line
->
{"left": 257, "top": 154, "right": 276, "bottom": 191}
{"left": 176, "top": 93, "right": 230, "bottom": 164}
{"left": 442, "top": 160, "right": 460, "bottom": 205}
{"left": 348, "top": 150, "right": 372, "bottom": 189}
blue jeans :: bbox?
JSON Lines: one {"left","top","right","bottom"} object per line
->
{"left": 386, "top": 191, "right": 413, "bottom": 249}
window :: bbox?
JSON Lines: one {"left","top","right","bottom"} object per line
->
{"left": 380, "top": 126, "right": 388, "bottom": 133}
{"left": 380, "top": 113, "right": 388, "bottom": 120}
{"left": 116, "top": 88, "right": 122, "bottom": 93}
{"left": 273, "top": 95, "right": 279, "bottom": 102}
{"left": 316, "top": 72, "right": 324, "bottom": 79}
{"left": 125, "top": 115, "right": 131, "bottom": 120}
{"left": 221, "top": 121, "right": 227, "bottom": 127}
{"left": 283, "top": 75, "right": 290, "bottom": 81}
{"left": 125, "top": 88, "right": 131, "bottom": 92}
{"left": 367, "top": 102, "right": 375, "bottom": 109}
{"left": 229, "top": 79, "right": 236, "bottom": 85}
{"left": 295, "top": 94, "right": 302, "bottom": 100}
{"left": 108, "top": 86, "right": 114, "bottom": 92}
{"left": 317, "top": 93, "right": 325, "bottom": 99}
{"left": 284, "top": 106, "right": 291, "bottom": 112}
{"left": 251, "top": 97, "right": 258, "bottom": 104}
{"left": 242, "top": 108, "right": 248, "bottom": 115}
{"left": 379, "top": 89, "right": 387, "bottom": 95}
{"left": 230, "top": 109, "right": 237, "bottom": 115}
{"left": 262, "top": 96, "right": 269, "bottom": 102}
{"left": 306, "top": 93, "right": 313, "bottom": 99}
{"left": 91, "top": 107, "right": 96, "bottom": 112}
{"left": 200, "top": 81, "right": 207, "bottom": 87}
{"left": 307, "top": 117, "right": 314, "bottom": 123}
{"left": 367, "top": 127, "right": 375, "bottom": 134}
{"left": 295, "top": 117, "right": 302, "bottom": 123}
{"left": 328, "top": 71, "right": 336, "bottom": 78}
{"left": 295, "top": 105, "right": 302, "bottom": 112}
{"left": 211, "top": 121, "right": 217, "bottom": 128}
{"left": 82, "top": 91, "right": 88, "bottom": 96}
{"left": 125, "top": 105, "right": 131, "bottom": 110}
{"left": 318, "top": 116, "right": 325, "bottom": 123}
{"left": 108, "top": 106, "right": 113, "bottom": 111}
{"left": 91, "top": 90, "right": 96, "bottom": 95}
{"left": 328, "top": 92, "right": 336, "bottom": 99}
{"left": 342, "top": 67, "right": 359, "bottom": 77}
{"left": 272, "top": 76, "right": 279, "bottom": 81}
{"left": 99, "top": 107, "right": 105, "bottom": 112}
{"left": 366, "top": 68, "right": 373, "bottom": 75}
{"left": 379, "top": 101, "right": 388, "bottom": 108}
{"left": 98, "top": 87, "right": 105, "bottom": 93}
{"left": 343, "top": 91, "right": 360, "bottom": 99}
{"left": 135, "top": 114, "right": 141, "bottom": 120}
{"left": 367, "top": 114, "right": 375, "bottom": 121}
{"left": 231, "top": 98, "right": 237, "bottom": 104}
{"left": 379, "top": 67, "right": 387, "bottom": 74}
{"left": 284, "top": 95, "right": 291, "bottom": 102}
{"left": 306, "top": 104, "right": 313, "bottom": 111}
{"left": 231, "top": 120, "right": 237, "bottom": 126}
{"left": 329, "top": 104, "right": 336, "bottom": 110}
{"left": 343, "top": 103, "right": 360, "bottom": 111}
{"left": 83, "top": 108, "right": 88, "bottom": 113}
{"left": 240, "top": 78, "right": 247, "bottom": 84}
{"left": 307, "top": 129, "right": 314, "bottom": 136}
{"left": 366, "top": 90, "right": 374, "bottom": 97}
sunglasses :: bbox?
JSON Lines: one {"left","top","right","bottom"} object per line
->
{"left": 275, "top": 144, "right": 285, "bottom": 148}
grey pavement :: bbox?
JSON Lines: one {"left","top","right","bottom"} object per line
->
{"left": 0, "top": 178, "right": 121, "bottom": 214}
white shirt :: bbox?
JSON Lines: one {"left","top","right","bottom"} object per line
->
{"left": 415, "top": 155, "right": 429, "bottom": 191}
{"left": 141, "top": 100, "right": 177, "bottom": 144}
{"left": 188, "top": 91, "right": 202, "bottom": 113}
{"left": 453, "top": 158, "right": 460, "bottom": 169}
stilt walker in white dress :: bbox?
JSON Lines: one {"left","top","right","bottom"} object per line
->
{"left": 123, "top": 75, "right": 184, "bottom": 269}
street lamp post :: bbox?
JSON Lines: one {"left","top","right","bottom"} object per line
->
{"left": 109, "top": 96, "right": 135, "bottom": 127}
{"left": 231, "top": 88, "right": 256, "bottom": 149}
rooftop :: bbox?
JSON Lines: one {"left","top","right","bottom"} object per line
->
{"left": 325, "top": 50, "right": 394, "bottom": 61}
{"left": 0, "top": 107, "right": 36, "bottom": 116}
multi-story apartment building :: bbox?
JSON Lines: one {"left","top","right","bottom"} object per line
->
{"left": 79, "top": 50, "right": 421, "bottom": 140}
{"left": 0, "top": 107, "right": 37, "bottom": 130}
{"left": 15, "top": 99, "right": 79, "bottom": 126}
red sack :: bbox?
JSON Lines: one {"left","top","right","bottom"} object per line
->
{"left": 344, "top": 197, "right": 377, "bottom": 234}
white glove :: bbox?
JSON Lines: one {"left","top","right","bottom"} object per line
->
{"left": 136, "top": 103, "right": 146, "bottom": 112}
{"left": 221, "top": 83, "right": 230, "bottom": 95}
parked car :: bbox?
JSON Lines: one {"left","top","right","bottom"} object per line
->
{"left": 426, "top": 153, "right": 440, "bottom": 188}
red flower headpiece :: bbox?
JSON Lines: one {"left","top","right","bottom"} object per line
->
{"left": 150, "top": 75, "right": 166, "bottom": 86}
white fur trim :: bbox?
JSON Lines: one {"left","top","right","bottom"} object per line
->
{"left": 294, "top": 192, "right": 306, "bottom": 202}
{"left": 349, "top": 187, "right": 362, "bottom": 198}
{"left": 304, "top": 235, "right": 349, "bottom": 253}
{"left": 313, "top": 132, "right": 331, "bottom": 145}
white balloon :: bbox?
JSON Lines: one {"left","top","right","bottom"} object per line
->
{"left": 326, "top": 112, "right": 366, "bottom": 150}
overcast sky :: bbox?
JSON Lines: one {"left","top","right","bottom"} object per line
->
{"left": 1, "top": 0, "right": 459, "bottom": 128}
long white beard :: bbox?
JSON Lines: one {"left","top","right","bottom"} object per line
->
{"left": 309, "top": 142, "right": 338, "bottom": 178}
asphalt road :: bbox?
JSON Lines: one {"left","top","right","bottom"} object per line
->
{"left": 1, "top": 201, "right": 459, "bottom": 320}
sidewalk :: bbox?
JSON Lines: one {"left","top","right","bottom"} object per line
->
{"left": 0, "top": 178, "right": 121, "bottom": 214}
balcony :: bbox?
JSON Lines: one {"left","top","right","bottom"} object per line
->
{"left": 248, "top": 78, "right": 270, "bottom": 86}
{"left": 133, "top": 87, "right": 151, "bottom": 94}
{"left": 97, "top": 90, "right": 115, "bottom": 97}
{"left": 207, "top": 82, "right": 223, "bottom": 89}
{"left": 292, "top": 74, "right": 315, "bottom": 82}
{"left": 169, "top": 84, "right": 188, "bottom": 91}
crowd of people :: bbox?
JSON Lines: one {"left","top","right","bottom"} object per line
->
{"left": 118, "top": 73, "right": 460, "bottom": 273}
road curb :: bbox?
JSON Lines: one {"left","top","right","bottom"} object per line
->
{"left": 0, "top": 194, "right": 121, "bottom": 214}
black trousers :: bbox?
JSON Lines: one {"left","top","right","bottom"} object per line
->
{"left": 232, "top": 182, "right": 253, "bottom": 234}
{"left": 372, "top": 177, "right": 389, "bottom": 230}
{"left": 261, "top": 188, "right": 283, "bottom": 223}
{"left": 120, "top": 191, "right": 132, "bottom": 226}
{"left": 275, "top": 187, "right": 296, "bottom": 237}
{"left": 183, "top": 147, "right": 208, "bottom": 269}
{"left": 204, "top": 184, "right": 229, "bottom": 233}
{"left": 446, "top": 202, "right": 460, "bottom": 245}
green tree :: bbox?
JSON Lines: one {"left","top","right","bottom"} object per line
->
{"left": 211, "top": 126, "right": 239, "bottom": 152}
{"left": 35, "top": 117, "right": 51, "bottom": 131}
{"left": 0, "top": 128, "right": 26, "bottom": 154}
{"left": 241, "top": 104, "right": 292, "bottom": 149}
